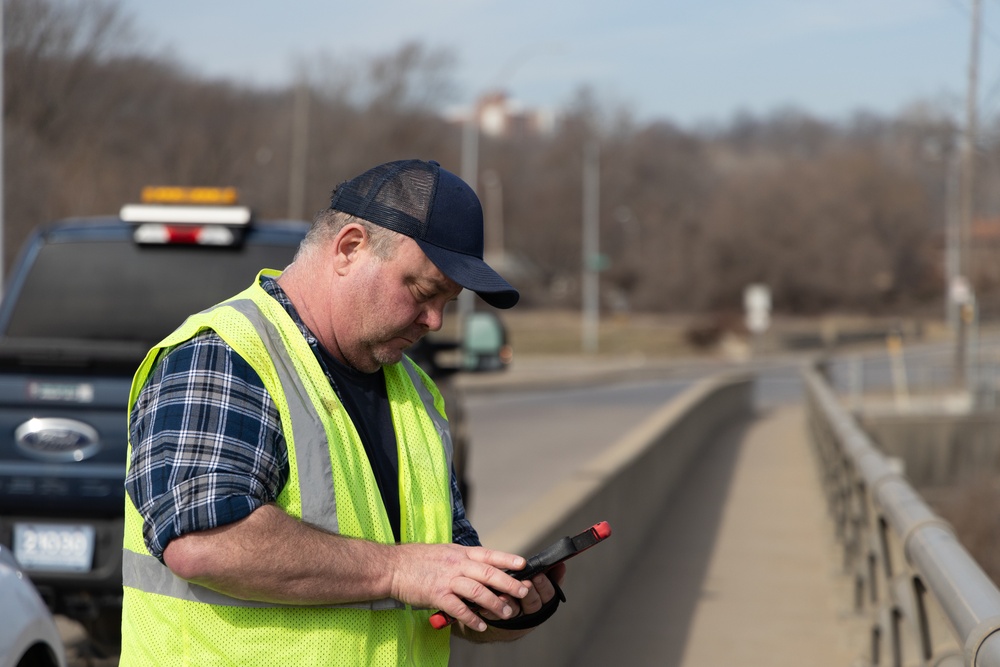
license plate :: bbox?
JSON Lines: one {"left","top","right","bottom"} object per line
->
{"left": 13, "top": 523, "right": 95, "bottom": 572}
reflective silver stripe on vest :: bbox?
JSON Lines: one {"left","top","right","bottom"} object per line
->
{"left": 225, "top": 299, "right": 339, "bottom": 534}
{"left": 122, "top": 550, "right": 405, "bottom": 610}
{"left": 401, "top": 359, "right": 454, "bottom": 479}
{"left": 125, "top": 297, "right": 406, "bottom": 611}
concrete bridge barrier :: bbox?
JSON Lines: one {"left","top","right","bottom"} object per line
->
{"left": 449, "top": 372, "right": 755, "bottom": 667}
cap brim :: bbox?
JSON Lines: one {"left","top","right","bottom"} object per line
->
{"left": 414, "top": 239, "right": 520, "bottom": 309}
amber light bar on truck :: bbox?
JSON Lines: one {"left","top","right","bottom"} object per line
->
{"left": 140, "top": 186, "right": 238, "bottom": 205}
{"left": 120, "top": 186, "right": 251, "bottom": 246}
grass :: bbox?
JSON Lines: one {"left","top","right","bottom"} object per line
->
{"left": 499, "top": 310, "right": 695, "bottom": 357}
{"left": 437, "top": 307, "right": 951, "bottom": 359}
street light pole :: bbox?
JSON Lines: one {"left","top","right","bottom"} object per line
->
{"left": 287, "top": 79, "right": 310, "bottom": 221}
{"left": 954, "top": 0, "right": 981, "bottom": 389}
{"left": 945, "top": 151, "right": 960, "bottom": 333}
{"left": 461, "top": 111, "right": 479, "bottom": 196}
{"left": 456, "top": 46, "right": 561, "bottom": 332}
{"left": 960, "top": 0, "right": 980, "bottom": 282}
{"left": 582, "top": 139, "right": 600, "bottom": 354}
{"left": 456, "top": 111, "right": 480, "bottom": 333}
{"left": 481, "top": 169, "right": 504, "bottom": 264}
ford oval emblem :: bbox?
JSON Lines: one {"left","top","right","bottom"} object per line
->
{"left": 15, "top": 418, "right": 101, "bottom": 462}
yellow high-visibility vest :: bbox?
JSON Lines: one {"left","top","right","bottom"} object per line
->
{"left": 120, "top": 270, "right": 453, "bottom": 666}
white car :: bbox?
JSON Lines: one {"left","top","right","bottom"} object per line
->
{"left": 0, "top": 546, "right": 65, "bottom": 667}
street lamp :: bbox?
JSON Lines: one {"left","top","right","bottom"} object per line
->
{"left": 456, "top": 45, "right": 561, "bottom": 330}
{"left": 582, "top": 139, "right": 600, "bottom": 354}
{"left": 455, "top": 111, "right": 480, "bottom": 333}
{"left": 481, "top": 169, "right": 505, "bottom": 265}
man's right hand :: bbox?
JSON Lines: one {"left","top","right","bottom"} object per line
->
{"left": 162, "top": 504, "right": 531, "bottom": 630}
{"left": 388, "top": 543, "right": 531, "bottom": 632}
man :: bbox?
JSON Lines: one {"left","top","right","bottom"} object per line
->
{"left": 121, "top": 159, "right": 566, "bottom": 666}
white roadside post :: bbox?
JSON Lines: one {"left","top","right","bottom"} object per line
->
{"left": 743, "top": 284, "right": 771, "bottom": 357}
{"left": 950, "top": 275, "right": 973, "bottom": 391}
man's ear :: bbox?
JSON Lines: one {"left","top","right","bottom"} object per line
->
{"left": 331, "top": 224, "right": 367, "bottom": 275}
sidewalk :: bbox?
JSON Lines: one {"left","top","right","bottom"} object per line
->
{"left": 573, "top": 405, "right": 866, "bottom": 667}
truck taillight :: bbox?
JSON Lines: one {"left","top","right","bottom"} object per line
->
{"left": 132, "top": 223, "right": 236, "bottom": 246}
{"left": 121, "top": 194, "right": 251, "bottom": 246}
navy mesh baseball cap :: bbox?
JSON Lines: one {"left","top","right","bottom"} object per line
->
{"left": 328, "top": 159, "right": 519, "bottom": 309}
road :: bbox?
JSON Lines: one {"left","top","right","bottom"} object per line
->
{"left": 462, "top": 378, "right": 692, "bottom": 535}
{"left": 461, "top": 360, "right": 808, "bottom": 537}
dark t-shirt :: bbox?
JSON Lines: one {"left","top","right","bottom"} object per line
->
{"left": 318, "top": 348, "right": 402, "bottom": 543}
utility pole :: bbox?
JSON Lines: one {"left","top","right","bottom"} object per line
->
{"left": 287, "top": 80, "right": 310, "bottom": 221}
{"left": 582, "top": 139, "right": 600, "bottom": 354}
{"left": 955, "top": 0, "right": 981, "bottom": 389}
{"left": 455, "top": 48, "right": 558, "bottom": 333}
{"left": 456, "top": 107, "right": 480, "bottom": 333}
{"left": 945, "top": 152, "right": 960, "bottom": 332}
{"left": 481, "top": 169, "right": 505, "bottom": 265}
{"left": 461, "top": 109, "right": 480, "bottom": 197}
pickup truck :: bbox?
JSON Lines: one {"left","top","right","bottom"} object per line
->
{"left": 0, "top": 188, "right": 506, "bottom": 653}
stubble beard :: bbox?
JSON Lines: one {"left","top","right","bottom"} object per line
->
{"left": 369, "top": 325, "right": 425, "bottom": 369}
{"left": 346, "top": 255, "right": 426, "bottom": 372}
{"left": 352, "top": 307, "right": 426, "bottom": 372}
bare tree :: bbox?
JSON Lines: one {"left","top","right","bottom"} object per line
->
{"left": 1, "top": 2, "right": 977, "bottom": 317}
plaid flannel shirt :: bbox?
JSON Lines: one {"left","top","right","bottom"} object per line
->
{"left": 125, "top": 276, "right": 479, "bottom": 560}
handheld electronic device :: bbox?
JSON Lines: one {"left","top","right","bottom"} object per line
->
{"left": 429, "top": 520, "right": 612, "bottom": 629}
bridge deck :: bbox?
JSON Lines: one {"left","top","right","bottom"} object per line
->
{"left": 572, "top": 404, "right": 866, "bottom": 666}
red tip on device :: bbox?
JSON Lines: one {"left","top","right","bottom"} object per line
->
{"left": 429, "top": 612, "right": 452, "bottom": 629}
{"left": 592, "top": 521, "right": 611, "bottom": 540}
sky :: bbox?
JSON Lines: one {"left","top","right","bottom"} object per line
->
{"left": 115, "top": 0, "right": 1000, "bottom": 129}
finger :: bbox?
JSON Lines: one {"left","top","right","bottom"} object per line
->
{"left": 462, "top": 561, "right": 530, "bottom": 600}
{"left": 477, "top": 593, "right": 520, "bottom": 621}
{"left": 451, "top": 577, "right": 520, "bottom": 621}
{"left": 439, "top": 595, "right": 488, "bottom": 632}
{"left": 523, "top": 563, "right": 566, "bottom": 613}
{"left": 528, "top": 573, "right": 555, "bottom": 608}
{"left": 518, "top": 583, "right": 544, "bottom": 615}
{"left": 467, "top": 546, "right": 527, "bottom": 573}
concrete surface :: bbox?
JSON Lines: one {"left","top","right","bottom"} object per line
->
{"left": 449, "top": 388, "right": 872, "bottom": 666}
{"left": 449, "top": 373, "right": 759, "bottom": 667}
{"left": 674, "top": 406, "right": 861, "bottom": 666}
{"left": 570, "top": 406, "right": 865, "bottom": 666}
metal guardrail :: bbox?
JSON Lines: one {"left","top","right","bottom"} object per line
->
{"left": 827, "top": 338, "right": 1000, "bottom": 410}
{"left": 803, "top": 364, "right": 1000, "bottom": 667}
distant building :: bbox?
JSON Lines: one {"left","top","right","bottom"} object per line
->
{"left": 449, "top": 90, "right": 554, "bottom": 138}
{"left": 971, "top": 218, "right": 1000, "bottom": 243}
